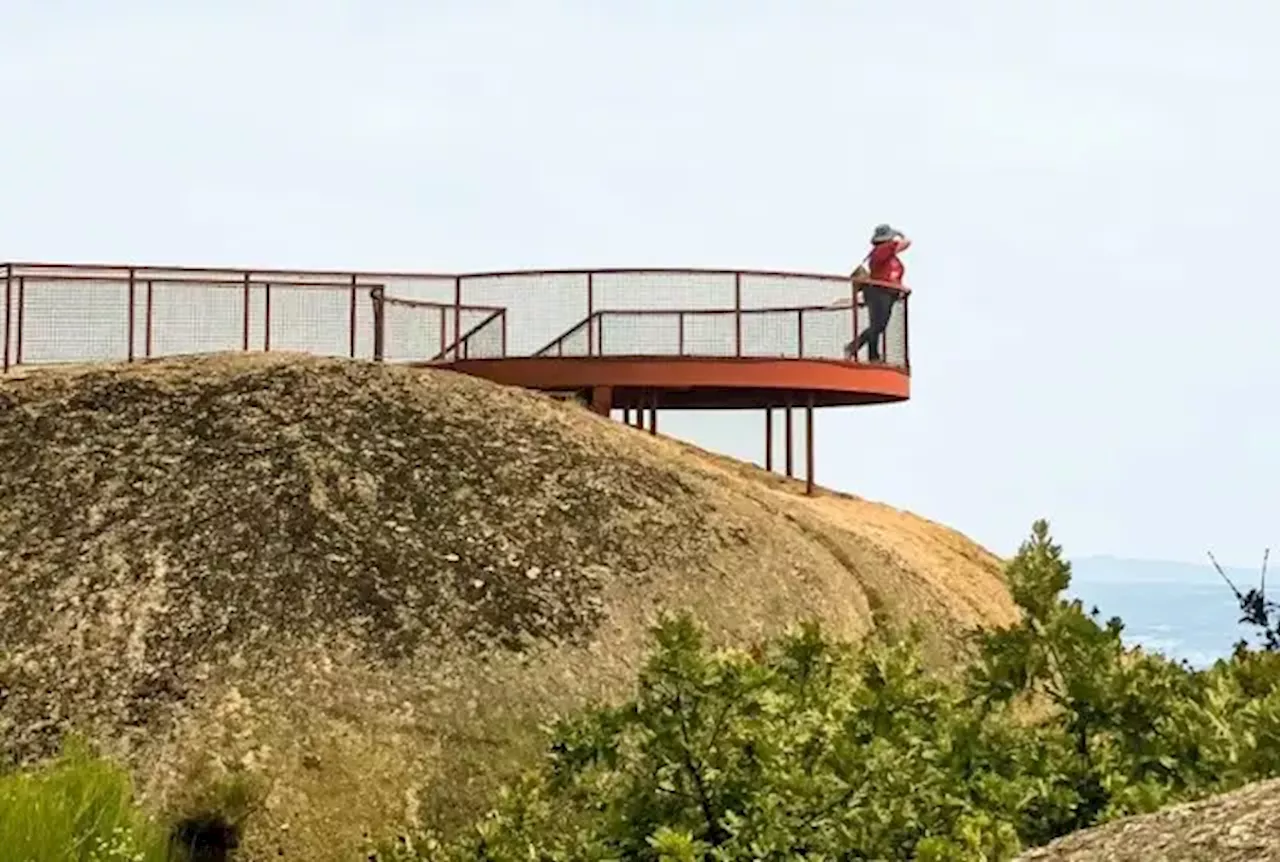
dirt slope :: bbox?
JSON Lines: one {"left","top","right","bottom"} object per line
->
{"left": 1017, "top": 779, "right": 1280, "bottom": 861}
{"left": 0, "top": 353, "right": 1017, "bottom": 860}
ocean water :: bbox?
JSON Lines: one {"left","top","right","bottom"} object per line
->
{"left": 1067, "top": 556, "right": 1271, "bottom": 668}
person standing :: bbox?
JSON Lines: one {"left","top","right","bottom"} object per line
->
{"left": 843, "top": 224, "right": 910, "bottom": 362}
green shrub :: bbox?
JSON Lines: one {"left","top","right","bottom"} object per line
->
{"left": 0, "top": 739, "right": 169, "bottom": 862}
{"left": 371, "top": 520, "right": 1280, "bottom": 861}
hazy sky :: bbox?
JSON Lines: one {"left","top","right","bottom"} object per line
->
{"left": 1, "top": 0, "right": 1275, "bottom": 566}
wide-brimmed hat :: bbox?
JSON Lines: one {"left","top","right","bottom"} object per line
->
{"left": 870, "top": 223, "right": 898, "bottom": 244}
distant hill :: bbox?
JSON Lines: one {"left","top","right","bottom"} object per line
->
{"left": 0, "top": 353, "right": 1018, "bottom": 861}
{"left": 1070, "top": 554, "right": 1265, "bottom": 586}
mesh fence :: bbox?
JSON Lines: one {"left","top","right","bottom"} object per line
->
{"left": 1, "top": 265, "right": 909, "bottom": 372}
{"left": 147, "top": 280, "right": 246, "bottom": 357}
{"left": 592, "top": 271, "right": 737, "bottom": 313}
{"left": 16, "top": 278, "right": 133, "bottom": 364}
{"left": 459, "top": 272, "right": 589, "bottom": 357}
{"left": 262, "top": 283, "right": 354, "bottom": 356}
{"left": 378, "top": 297, "right": 507, "bottom": 363}
{"left": 455, "top": 310, "right": 506, "bottom": 360}
{"left": 534, "top": 304, "right": 896, "bottom": 364}
{"left": 381, "top": 297, "right": 451, "bottom": 363}
{"left": 535, "top": 316, "right": 595, "bottom": 358}
{"left": 739, "top": 272, "right": 849, "bottom": 311}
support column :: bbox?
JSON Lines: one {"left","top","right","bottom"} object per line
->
{"left": 805, "top": 394, "right": 816, "bottom": 496}
{"left": 647, "top": 391, "right": 658, "bottom": 435}
{"left": 784, "top": 400, "right": 794, "bottom": 478}
{"left": 764, "top": 408, "right": 773, "bottom": 472}
{"left": 590, "top": 385, "right": 613, "bottom": 417}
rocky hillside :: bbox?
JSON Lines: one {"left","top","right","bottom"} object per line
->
{"left": 1017, "top": 778, "right": 1280, "bottom": 861}
{"left": 0, "top": 353, "right": 1017, "bottom": 860}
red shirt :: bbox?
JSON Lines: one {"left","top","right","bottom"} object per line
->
{"left": 867, "top": 241, "right": 905, "bottom": 285}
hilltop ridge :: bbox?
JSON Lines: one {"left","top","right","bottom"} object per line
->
{"left": 0, "top": 353, "right": 1017, "bottom": 859}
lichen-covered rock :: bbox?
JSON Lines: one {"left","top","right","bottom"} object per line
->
{"left": 1016, "top": 778, "right": 1280, "bottom": 861}
{"left": 0, "top": 352, "right": 1016, "bottom": 860}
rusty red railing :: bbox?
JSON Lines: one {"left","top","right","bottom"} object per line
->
{"left": 530, "top": 295, "right": 907, "bottom": 367}
{"left": 1, "top": 263, "right": 910, "bottom": 373}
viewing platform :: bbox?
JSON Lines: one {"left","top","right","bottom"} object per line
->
{"left": 1, "top": 262, "right": 911, "bottom": 492}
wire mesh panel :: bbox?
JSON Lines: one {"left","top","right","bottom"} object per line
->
{"left": 678, "top": 311, "right": 739, "bottom": 357}
{"left": 363, "top": 275, "right": 456, "bottom": 305}
{"left": 264, "top": 283, "right": 361, "bottom": 357}
{"left": 458, "top": 272, "right": 589, "bottom": 357}
{"left": 455, "top": 311, "right": 506, "bottom": 360}
{"left": 19, "top": 278, "right": 133, "bottom": 364}
{"left": 739, "top": 309, "right": 803, "bottom": 358}
{"left": 797, "top": 307, "right": 855, "bottom": 360}
{"left": 592, "top": 271, "right": 737, "bottom": 313}
{"left": 381, "top": 297, "right": 450, "bottom": 363}
{"left": 595, "top": 312, "right": 684, "bottom": 356}
{"left": 147, "top": 280, "right": 246, "bottom": 358}
{"left": 535, "top": 317, "right": 595, "bottom": 357}
{"left": 739, "top": 272, "right": 848, "bottom": 311}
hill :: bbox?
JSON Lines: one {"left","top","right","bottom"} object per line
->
{"left": 0, "top": 353, "right": 1017, "bottom": 860}
{"left": 1016, "top": 778, "right": 1280, "bottom": 861}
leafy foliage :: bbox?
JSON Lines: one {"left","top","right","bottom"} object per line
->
{"left": 371, "top": 520, "right": 1280, "bottom": 861}
{"left": 13, "top": 520, "right": 1280, "bottom": 860}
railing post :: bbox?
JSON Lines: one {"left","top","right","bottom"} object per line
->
{"left": 764, "top": 408, "right": 773, "bottom": 472}
{"left": 850, "top": 275, "right": 859, "bottom": 362}
{"left": 15, "top": 276, "right": 24, "bottom": 366}
{"left": 370, "top": 287, "right": 386, "bottom": 361}
{"left": 438, "top": 309, "right": 446, "bottom": 360}
{"left": 785, "top": 398, "right": 794, "bottom": 478}
{"left": 241, "top": 272, "right": 251, "bottom": 351}
{"left": 796, "top": 309, "right": 804, "bottom": 358}
{"left": 805, "top": 393, "right": 815, "bottom": 496}
{"left": 348, "top": 274, "right": 358, "bottom": 359}
{"left": 902, "top": 290, "right": 910, "bottom": 369}
{"left": 145, "top": 281, "right": 154, "bottom": 358}
{"left": 587, "top": 272, "right": 595, "bottom": 354}
{"left": 734, "top": 272, "right": 742, "bottom": 357}
{"left": 127, "top": 268, "right": 136, "bottom": 362}
{"left": 453, "top": 277, "right": 462, "bottom": 361}
{"left": 677, "top": 311, "right": 685, "bottom": 356}
{"left": 2, "top": 265, "right": 10, "bottom": 373}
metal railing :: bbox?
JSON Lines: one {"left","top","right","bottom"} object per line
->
{"left": 1, "top": 263, "right": 910, "bottom": 373}
{"left": 530, "top": 296, "right": 907, "bottom": 367}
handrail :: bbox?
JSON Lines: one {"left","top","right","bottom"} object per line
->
{"left": 1, "top": 261, "right": 859, "bottom": 285}
{"left": 531, "top": 301, "right": 907, "bottom": 363}
{"left": 432, "top": 308, "right": 506, "bottom": 361}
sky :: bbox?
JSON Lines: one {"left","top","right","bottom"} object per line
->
{"left": 1, "top": 0, "right": 1276, "bottom": 566}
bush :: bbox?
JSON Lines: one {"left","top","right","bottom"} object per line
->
{"left": 0, "top": 739, "right": 170, "bottom": 862}
{"left": 371, "top": 520, "right": 1280, "bottom": 861}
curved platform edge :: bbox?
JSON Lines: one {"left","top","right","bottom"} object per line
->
{"left": 425, "top": 356, "right": 910, "bottom": 410}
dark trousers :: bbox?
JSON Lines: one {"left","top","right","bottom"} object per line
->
{"left": 850, "top": 286, "right": 896, "bottom": 362}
